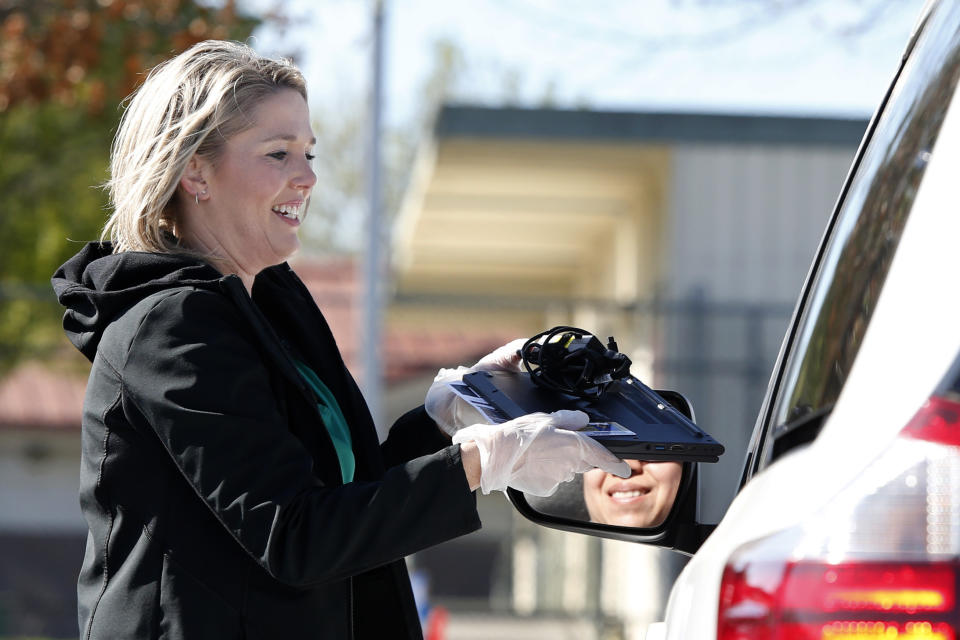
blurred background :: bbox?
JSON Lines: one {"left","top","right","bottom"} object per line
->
{"left": 0, "top": 0, "right": 926, "bottom": 638}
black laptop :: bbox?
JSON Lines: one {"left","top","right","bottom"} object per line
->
{"left": 456, "top": 370, "right": 724, "bottom": 463}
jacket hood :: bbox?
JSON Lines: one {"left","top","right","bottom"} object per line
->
{"left": 52, "top": 242, "right": 225, "bottom": 361}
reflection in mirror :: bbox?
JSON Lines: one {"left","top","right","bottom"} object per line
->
{"left": 527, "top": 460, "right": 684, "bottom": 529}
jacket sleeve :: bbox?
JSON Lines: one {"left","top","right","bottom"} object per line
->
{"left": 380, "top": 405, "right": 452, "bottom": 467}
{"left": 121, "top": 288, "right": 481, "bottom": 588}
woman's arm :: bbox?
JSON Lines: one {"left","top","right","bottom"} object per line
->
{"left": 379, "top": 405, "right": 451, "bottom": 466}
{"left": 121, "top": 288, "right": 481, "bottom": 588}
{"left": 459, "top": 441, "right": 481, "bottom": 491}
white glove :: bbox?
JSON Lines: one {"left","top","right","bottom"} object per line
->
{"left": 425, "top": 338, "right": 527, "bottom": 435}
{"left": 453, "top": 409, "right": 631, "bottom": 497}
{"left": 472, "top": 338, "right": 527, "bottom": 372}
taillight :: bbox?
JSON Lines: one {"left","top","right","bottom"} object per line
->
{"left": 903, "top": 396, "right": 960, "bottom": 446}
{"left": 719, "top": 559, "right": 956, "bottom": 639}
{"left": 718, "top": 395, "right": 960, "bottom": 640}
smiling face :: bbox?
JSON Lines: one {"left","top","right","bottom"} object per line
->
{"left": 179, "top": 88, "right": 316, "bottom": 289}
{"left": 583, "top": 459, "right": 683, "bottom": 528}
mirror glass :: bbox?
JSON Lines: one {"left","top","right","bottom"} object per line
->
{"left": 526, "top": 459, "right": 685, "bottom": 529}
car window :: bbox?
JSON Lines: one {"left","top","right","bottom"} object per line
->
{"left": 757, "top": 2, "right": 960, "bottom": 470}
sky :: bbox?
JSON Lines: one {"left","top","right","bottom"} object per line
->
{"left": 250, "top": 0, "right": 930, "bottom": 126}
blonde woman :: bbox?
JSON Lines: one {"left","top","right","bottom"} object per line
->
{"left": 52, "top": 40, "right": 627, "bottom": 639}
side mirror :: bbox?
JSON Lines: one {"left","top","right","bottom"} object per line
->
{"left": 506, "top": 390, "right": 715, "bottom": 555}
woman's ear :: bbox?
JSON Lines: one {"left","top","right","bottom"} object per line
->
{"left": 179, "top": 155, "right": 209, "bottom": 202}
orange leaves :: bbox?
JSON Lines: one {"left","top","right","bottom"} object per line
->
{"left": 0, "top": 0, "right": 261, "bottom": 114}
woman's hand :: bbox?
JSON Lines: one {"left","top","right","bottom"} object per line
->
{"left": 470, "top": 338, "right": 527, "bottom": 372}
{"left": 455, "top": 410, "right": 630, "bottom": 497}
{"left": 425, "top": 338, "right": 527, "bottom": 436}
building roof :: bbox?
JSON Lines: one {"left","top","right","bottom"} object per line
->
{"left": 436, "top": 105, "right": 868, "bottom": 146}
{"left": 0, "top": 363, "right": 87, "bottom": 432}
{"left": 0, "top": 257, "right": 514, "bottom": 432}
{"left": 394, "top": 105, "right": 870, "bottom": 300}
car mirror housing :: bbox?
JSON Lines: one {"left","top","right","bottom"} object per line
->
{"left": 506, "top": 390, "right": 716, "bottom": 556}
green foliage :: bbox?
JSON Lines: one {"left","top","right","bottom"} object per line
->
{"left": 0, "top": 104, "right": 110, "bottom": 282}
{"left": 0, "top": 0, "right": 263, "bottom": 373}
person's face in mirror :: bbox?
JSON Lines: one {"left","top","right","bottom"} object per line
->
{"left": 583, "top": 459, "right": 683, "bottom": 528}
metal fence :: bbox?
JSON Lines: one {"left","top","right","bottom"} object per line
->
{"left": 651, "top": 288, "right": 793, "bottom": 521}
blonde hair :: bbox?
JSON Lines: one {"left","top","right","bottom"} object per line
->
{"left": 103, "top": 40, "right": 307, "bottom": 253}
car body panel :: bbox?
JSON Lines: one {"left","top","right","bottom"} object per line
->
{"left": 659, "top": 56, "right": 960, "bottom": 637}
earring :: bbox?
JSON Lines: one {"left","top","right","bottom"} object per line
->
{"left": 195, "top": 189, "right": 207, "bottom": 205}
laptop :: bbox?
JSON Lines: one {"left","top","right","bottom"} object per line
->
{"left": 455, "top": 370, "right": 725, "bottom": 463}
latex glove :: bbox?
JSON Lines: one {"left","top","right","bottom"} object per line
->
{"left": 472, "top": 338, "right": 527, "bottom": 372}
{"left": 425, "top": 338, "right": 527, "bottom": 435}
{"left": 453, "top": 409, "right": 631, "bottom": 497}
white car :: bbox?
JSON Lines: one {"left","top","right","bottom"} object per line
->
{"left": 509, "top": 1, "right": 960, "bottom": 636}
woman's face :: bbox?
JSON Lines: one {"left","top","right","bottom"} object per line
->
{"left": 583, "top": 459, "right": 683, "bottom": 528}
{"left": 183, "top": 88, "right": 316, "bottom": 281}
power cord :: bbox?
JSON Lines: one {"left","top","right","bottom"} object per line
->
{"left": 519, "top": 326, "right": 632, "bottom": 399}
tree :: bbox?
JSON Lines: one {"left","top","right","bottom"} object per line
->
{"left": 0, "top": 0, "right": 262, "bottom": 373}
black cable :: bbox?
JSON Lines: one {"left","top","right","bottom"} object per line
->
{"left": 519, "top": 326, "right": 632, "bottom": 399}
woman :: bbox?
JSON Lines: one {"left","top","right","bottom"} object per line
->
{"left": 52, "top": 40, "right": 627, "bottom": 639}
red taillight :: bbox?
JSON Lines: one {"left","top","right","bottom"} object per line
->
{"left": 718, "top": 559, "right": 958, "bottom": 640}
{"left": 717, "top": 390, "right": 960, "bottom": 639}
{"left": 902, "top": 396, "right": 960, "bottom": 446}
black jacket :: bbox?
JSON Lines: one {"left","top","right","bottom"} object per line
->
{"left": 52, "top": 243, "right": 481, "bottom": 640}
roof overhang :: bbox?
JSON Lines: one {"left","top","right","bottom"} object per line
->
{"left": 392, "top": 106, "right": 867, "bottom": 302}
{"left": 394, "top": 135, "right": 669, "bottom": 298}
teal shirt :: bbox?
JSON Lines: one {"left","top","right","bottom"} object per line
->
{"left": 291, "top": 359, "right": 355, "bottom": 484}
